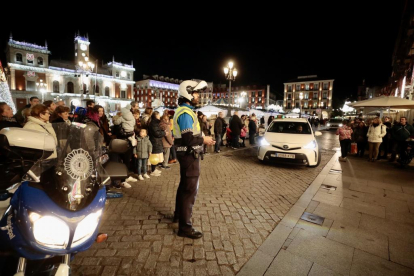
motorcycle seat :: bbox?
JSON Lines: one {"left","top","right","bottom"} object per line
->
{"left": 103, "top": 161, "right": 128, "bottom": 180}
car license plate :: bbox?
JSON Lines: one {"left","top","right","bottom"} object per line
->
{"left": 272, "top": 153, "right": 295, "bottom": 159}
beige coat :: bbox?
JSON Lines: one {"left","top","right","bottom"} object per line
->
{"left": 24, "top": 116, "right": 58, "bottom": 159}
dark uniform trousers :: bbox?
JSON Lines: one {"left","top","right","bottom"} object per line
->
{"left": 174, "top": 152, "right": 200, "bottom": 233}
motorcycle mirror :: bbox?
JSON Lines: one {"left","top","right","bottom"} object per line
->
{"left": 0, "top": 190, "right": 12, "bottom": 201}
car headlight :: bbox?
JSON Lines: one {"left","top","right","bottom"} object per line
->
{"left": 30, "top": 212, "right": 70, "bottom": 249}
{"left": 72, "top": 210, "right": 102, "bottom": 247}
{"left": 261, "top": 138, "right": 270, "bottom": 146}
{"left": 327, "top": 123, "right": 331, "bottom": 127}
{"left": 303, "top": 140, "right": 317, "bottom": 149}
{"left": 339, "top": 123, "right": 343, "bottom": 127}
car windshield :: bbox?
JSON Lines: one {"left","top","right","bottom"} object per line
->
{"left": 268, "top": 122, "right": 312, "bottom": 134}
{"left": 329, "top": 119, "right": 342, "bottom": 123}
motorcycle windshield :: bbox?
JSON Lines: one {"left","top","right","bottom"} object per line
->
{"left": 27, "top": 121, "right": 108, "bottom": 211}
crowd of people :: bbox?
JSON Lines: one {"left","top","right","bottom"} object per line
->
{"left": 336, "top": 116, "right": 414, "bottom": 162}
{"left": 0, "top": 97, "right": 263, "bottom": 190}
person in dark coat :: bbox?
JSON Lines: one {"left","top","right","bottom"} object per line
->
{"left": 214, "top": 112, "right": 226, "bottom": 152}
{"left": 267, "top": 116, "right": 275, "bottom": 127}
{"left": 93, "top": 105, "right": 112, "bottom": 146}
{"left": 0, "top": 102, "right": 21, "bottom": 130}
{"left": 15, "top": 96, "right": 40, "bottom": 126}
{"left": 248, "top": 115, "right": 258, "bottom": 145}
{"left": 148, "top": 111, "right": 166, "bottom": 175}
{"left": 353, "top": 121, "right": 368, "bottom": 157}
{"left": 229, "top": 111, "right": 243, "bottom": 149}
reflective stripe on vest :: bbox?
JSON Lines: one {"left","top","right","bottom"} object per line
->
{"left": 173, "top": 105, "right": 201, "bottom": 139}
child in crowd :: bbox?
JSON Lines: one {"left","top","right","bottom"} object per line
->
{"left": 133, "top": 128, "right": 152, "bottom": 180}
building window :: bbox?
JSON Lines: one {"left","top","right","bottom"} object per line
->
{"left": 145, "top": 96, "right": 148, "bottom": 101}
{"left": 94, "top": 84, "right": 100, "bottom": 94}
{"left": 67, "top": 82, "right": 74, "bottom": 93}
{"left": 127, "top": 73, "right": 130, "bottom": 79}
{"left": 37, "top": 57, "right": 43, "bottom": 65}
{"left": 258, "top": 91, "right": 262, "bottom": 97}
{"left": 16, "top": 53, "right": 23, "bottom": 62}
{"left": 314, "top": 84, "right": 319, "bottom": 90}
{"left": 287, "top": 93, "right": 292, "bottom": 100}
{"left": 313, "top": 102, "right": 317, "bottom": 108}
{"left": 151, "top": 96, "right": 154, "bottom": 101}
{"left": 288, "top": 85, "right": 292, "bottom": 92}
{"left": 296, "top": 84, "right": 300, "bottom": 91}
{"left": 304, "top": 102, "right": 308, "bottom": 108}
{"left": 323, "top": 92, "right": 327, "bottom": 99}
{"left": 116, "top": 71, "right": 119, "bottom": 78}
{"left": 288, "top": 103, "right": 292, "bottom": 109}
{"left": 295, "top": 93, "right": 299, "bottom": 100}
{"left": 258, "top": 98, "right": 262, "bottom": 103}
{"left": 252, "top": 98, "right": 255, "bottom": 103}
{"left": 313, "top": 93, "right": 318, "bottom": 100}
{"left": 304, "top": 93, "right": 309, "bottom": 100}
{"left": 323, "top": 83, "right": 328, "bottom": 90}
{"left": 295, "top": 102, "right": 300, "bottom": 108}
{"left": 105, "top": 87, "right": 110, "bottom": 96}
{"left": 121, "top": 91, "right": 126, "bottom": 98}
{"left": 251, "top": 91, "right": 256, "bottom": 97}
{"left": 27, "top": 81, "right": 35, "bottom": 91}
{"left": 53, "top": 81, "right": 59, "bottom": 93}
{"left": 305, "top": 84, "right": 309, "bottom": 90}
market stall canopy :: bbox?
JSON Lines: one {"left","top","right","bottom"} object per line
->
{"left": 197, "top": 105, "right": 225, "bottom": 113}
{"left": 349, "top": 96, "right": 414, "bottom": 109}
{"left": 197, "top": 105, "right": 227, "bottom": 117}
{"left": 212, "top": 98, "right": 229, "bottom": 105}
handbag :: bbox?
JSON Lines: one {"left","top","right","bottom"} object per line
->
{"left": 351, "top": 142, "right": 358, "bottom": 154}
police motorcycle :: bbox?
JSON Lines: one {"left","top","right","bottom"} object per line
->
{"left": 0, "top": 121, "right": 110, "bottom": 276}
{"left": 398, "top": 136, "right": 414, "bottom": 167}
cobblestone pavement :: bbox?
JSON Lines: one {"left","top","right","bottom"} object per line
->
{"left": 71, "top": 131, "right": 337, "bottom": 276}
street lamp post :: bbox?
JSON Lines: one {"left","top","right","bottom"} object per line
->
{"left": 36, "top": 79, "right": 46, "bottom": 102}
{"left": 75, "top": 55, "right": 95, "bottom": 98}
{"left": 299, "top": 92, "right": 303, "bottom": 118}
{"left": 223, "top": 61, "right": 238, "bottom": 116}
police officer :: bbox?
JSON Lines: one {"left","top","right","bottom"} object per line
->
{"left": 172, "top": 80, "right": 215, "bottom": 239}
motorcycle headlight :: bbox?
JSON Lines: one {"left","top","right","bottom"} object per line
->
{"left": 261, "top": 138, "right": 270, "bottom": 146}
{"left": 31, "top": 212, "right": 70, "bottom": 249}
{"left": 339, "top": 123, "right": 343, "bottom": 127}
{"left": 303, "top": 140, "right": 317, "bottom": 149}
{"left": 72, "top": 210, "right": 102, "bottom": 247}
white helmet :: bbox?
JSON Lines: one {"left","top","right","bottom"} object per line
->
{"left": 178, "top": 80, "right": 207, "bottom": 101}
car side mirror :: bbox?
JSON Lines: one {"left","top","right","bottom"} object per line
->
{"left": 0, "top": 190, "right": 12, "bottom": 201}
{"left": 315, "top": 131, "right": 322, "bottom": 136}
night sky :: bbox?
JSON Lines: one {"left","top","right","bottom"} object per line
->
{"left": 1, "top": 2, "right": 406, "bottom": 108}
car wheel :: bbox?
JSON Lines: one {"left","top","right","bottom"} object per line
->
{"left": 309, "top": 150, "right": 321, "bottom": 167}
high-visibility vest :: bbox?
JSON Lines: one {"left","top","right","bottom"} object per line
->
{"left": 173, "top": 105, "right": 201, "bottom": 139}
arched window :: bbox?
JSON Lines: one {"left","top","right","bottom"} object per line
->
{"left": 67, "top": 82, "right": 74, "bottom": 93}
{"left": 53, "top": 81, "right": 59, "bottom": 93}
{"left": 83, "top": 84, "right": 87, "bottom": 94}
{"left": 121, "top": 91, "right": 126, "bottom": 98}
{"left": 105, "top": 87, "right": 109, "bottom": 97}
{"left": 16, "top": 53, "right": 22, "bottom": 62}
{"left": 37, "top": 57, "right": 43, "bottom": 65}
{"left": 93, "top": 84, "right": 100, "bottom": 94}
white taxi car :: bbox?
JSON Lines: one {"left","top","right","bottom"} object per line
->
{"left": 258, "top": 118, "right": 322, "bottom": 167}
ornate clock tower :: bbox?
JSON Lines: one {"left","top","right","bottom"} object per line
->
{"left": 74, "top": 33, "right": 90, "bottom": 66}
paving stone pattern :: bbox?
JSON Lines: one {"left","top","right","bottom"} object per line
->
{"left": 72, "top": 145, "right": 335, "bottom": 275}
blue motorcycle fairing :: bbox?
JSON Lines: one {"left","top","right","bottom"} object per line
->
{"left": 0, "top": 181, "right": 106, "bottom": 260}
